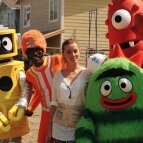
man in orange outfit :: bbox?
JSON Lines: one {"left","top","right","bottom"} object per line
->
{"left": 21, "top": 29, "right": 65, "bottom": 143}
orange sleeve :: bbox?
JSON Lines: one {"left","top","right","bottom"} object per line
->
{"left": 28, "top": 92, "right": 41, "bottom": 111}
{"left": 26, "top": 68, "right": 41, "bottom": 111}
{"left": 51, "top": 54, "right": 67, "bottom": 74}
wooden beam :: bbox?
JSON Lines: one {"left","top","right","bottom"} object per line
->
{"left": 44, "top": 29, "right": 64, "bottom": 39}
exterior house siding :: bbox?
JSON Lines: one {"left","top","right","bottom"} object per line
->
{"left": 64, "top": 0, "right": 110, "bottom": 65}
{"left": 20, "top": 0, "right": 61, "bottom": 34}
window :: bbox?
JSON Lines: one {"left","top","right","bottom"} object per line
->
{"left": 23, "top": 5, "right": 31, "bottom": 28}
{"left": 49, "top": 0, "right": 58, "bottom": 22}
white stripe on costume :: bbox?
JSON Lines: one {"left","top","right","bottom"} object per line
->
{"left": 31, "top": 68, "right": 51, "bottom": 107}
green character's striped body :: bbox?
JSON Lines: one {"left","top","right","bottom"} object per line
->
{"left": 76, "top": 58, "right": 143, "bottom": 143}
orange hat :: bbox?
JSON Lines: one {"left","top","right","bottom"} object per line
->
{"left": 21, "top": 30, "right": 47, "bottom": 56}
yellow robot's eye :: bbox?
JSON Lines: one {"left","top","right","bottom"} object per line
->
{"left": 2, "top": 37, "right": 12, "bottom": 51}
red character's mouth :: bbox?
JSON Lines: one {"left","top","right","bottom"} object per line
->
{"left": 112, "top": 40, "right": 140, "bottom": 49}
{"left": 100, "top": 92, "right": 137, "bottom": 109}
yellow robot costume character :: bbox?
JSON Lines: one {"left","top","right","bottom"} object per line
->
{"left": 0, "top": 29, "right": 29, "bottom": 140}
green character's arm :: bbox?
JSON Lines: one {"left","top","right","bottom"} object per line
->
{"left": 75, "top": 115, "right": 96, "bottom": 143}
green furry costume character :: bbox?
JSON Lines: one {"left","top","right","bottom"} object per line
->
{"left": 75, "top": 58, "right": 143, "bottom": 143}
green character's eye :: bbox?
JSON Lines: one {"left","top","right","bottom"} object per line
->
{"left": 100, "top": 81, "right": 112, "bottom": 97}
{"left": 119, "top": 78, "right": 132, "bottom": 93}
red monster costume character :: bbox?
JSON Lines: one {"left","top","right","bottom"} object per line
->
{"left": 21, "top": 30, "right": 65, "bottom": 143}
{"left": 105, "top": 0, "right": 143, "bottom": 67}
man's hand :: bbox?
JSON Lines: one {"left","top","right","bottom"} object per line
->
{"left": 25, "top": 109, "right": 33, "bottom": 117}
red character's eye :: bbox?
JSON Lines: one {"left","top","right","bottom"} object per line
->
{"left": 112, "top": 9, "right": 131, "bottom": 30}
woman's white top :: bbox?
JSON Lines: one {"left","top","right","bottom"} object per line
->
{"left": 51, "top": 68, "right": 91, "bottom": 141}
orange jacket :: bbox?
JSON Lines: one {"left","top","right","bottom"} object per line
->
{"left": 26, "top": 54, "right": 65, "bottom": 111}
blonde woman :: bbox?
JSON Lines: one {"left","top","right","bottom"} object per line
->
{"left": 49, "top": 39, "right": 91, "bottom": 143}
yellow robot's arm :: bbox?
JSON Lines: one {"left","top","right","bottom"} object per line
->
{"left": 9, "top": 71, "right": 30, "bottom": 122}
{"left": 0, "top": 112, "right": 11, "bottom": 132}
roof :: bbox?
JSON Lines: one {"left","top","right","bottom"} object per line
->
{"left": 0, "top": 0, "right": 20, "bottom": 9}
{"left": 44, "top": 29, "right": 64, "bottom": 39}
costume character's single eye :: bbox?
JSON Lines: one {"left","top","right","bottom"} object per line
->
{"left": 2, "top": 37, "right": 12, "bottom": 51}
{"left": 100, "top": 81, "right": 112, "bottom": 96}
{"left": 119, "top": 78, "right": 132, "bottom": 93}
{"left": 112, "top": 9, "right": 131, "bottom": 29}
